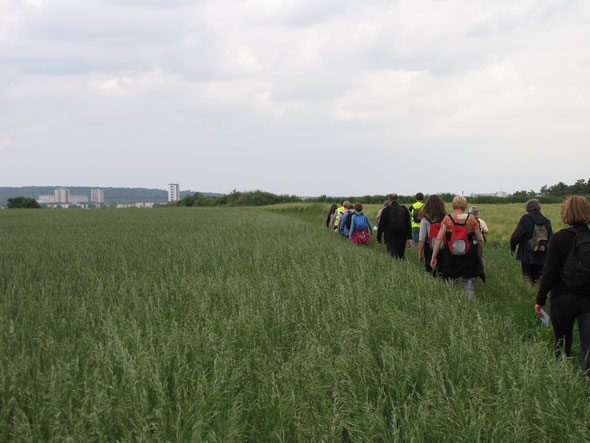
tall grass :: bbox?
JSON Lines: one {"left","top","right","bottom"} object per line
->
{"left": 1, "top": 207, "right": 589, "bottom": 441}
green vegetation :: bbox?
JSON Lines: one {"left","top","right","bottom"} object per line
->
{"left": 177, "top": 189, "right": 301, "bottom": 207}
{"left": 6, "top": 196, "right": 41, "bottom": 209}
{"left": 1, "top": 205, "right": 589, "bottom": 440}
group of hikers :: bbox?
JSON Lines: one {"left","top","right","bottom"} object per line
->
{"left": 326, "top": 193, "right": 590, "bottom": 375}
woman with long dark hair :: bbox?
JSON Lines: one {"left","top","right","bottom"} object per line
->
{"left": 418, "top": 194, "right": 447, "bottom": 277}
{"left": 326, "top": 204, "right": 338, "bottom": 228}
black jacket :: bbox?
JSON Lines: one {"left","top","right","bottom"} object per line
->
{"left": 537, "top": 225, "right": 589, "bottom": 305}
{"left": 510, "top": 210, "right": 552, "bottom": 265}
{"left": 377, "top": 203, "right": 412, "bottom": 243}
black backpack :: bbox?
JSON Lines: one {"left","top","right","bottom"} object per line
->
{"left": 389, "top": 205, "right": 407, "bottom": 233}
{"left": 561, "top": 226, "right": 590, "bottom": 290}
{"left": 411, "top": 205, "right": 421, "bottom": 224}
{"left": 344, "top": 210, "right": 355, "bottom": 231}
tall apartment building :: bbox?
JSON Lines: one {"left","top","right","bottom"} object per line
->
{"left": 91, "top": 188, "right": 104, "bottom": 203}
{"left": 54, "top": 187, "right": 70, "bottom": 203}
{"left": 168, "top": 183, "right": 180, "bottom": 202}
{"left": 69, "top": 195, "right": 89, "bottom": 204}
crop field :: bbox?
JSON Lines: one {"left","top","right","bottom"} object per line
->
{"left": 1, "top": 204, "right": 589, "bottom": 441}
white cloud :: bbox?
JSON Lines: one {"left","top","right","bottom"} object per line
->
{"left": 0, "top": 0, "right": 589, "bottom": 194}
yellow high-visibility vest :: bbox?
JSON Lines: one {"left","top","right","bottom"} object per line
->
{"left": 410, "top": 202, "right": 424, "bottom": 228}
{"left": 334, "top": 206, "right": 345, "bottom": 227}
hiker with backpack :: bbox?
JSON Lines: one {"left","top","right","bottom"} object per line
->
{"left": 331, "top": 200, "right": 349, "bottom": 231}
{"left": 430, "top": 196, "right": 485, "bottom": 298}
{"left": 409, "top": 193, "right": 425, "bottom": 245}
{"left": 349, "top": 202, "right": 373, "bottom": 245}
{"left": 377, "top": 193, "right": 412, "bottom": 259}
{"left": 418, "top": 194, "right": 447, "bottom": 278}
{"left": 326, "top": 204, "right": 338, "bottom": 229}
{"left": 468, "top": 206, "right": 489, "bottom": 241}
{"left": 510, "top": 199, "right": 552, "bottom": 286}
{"left": 339, "top": 204, "right": 356, "bottom": 237}
{"left": 535, "top": 196, "right": 590, "bottom": 375}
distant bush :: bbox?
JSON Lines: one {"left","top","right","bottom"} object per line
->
{"left": 177, "top": 190, "right": 301, "bottom": 207}
{"left": 7, "top": 197, "right": 42, "bottom": 209}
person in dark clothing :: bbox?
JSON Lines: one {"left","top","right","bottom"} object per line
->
{"left": 536, "top": 196, "right": 590, "bottom": 375}
{"left": 326, "top": 204, "right": 338, "bottom": 229}
{"left": 418, "top": 194, "right": 447, "bottom": 277}
{"left": 510, "top": 199, "right": 553, "bottom": 286}
{"left": 377, "top": 193, "right": 412, "bottom": 259}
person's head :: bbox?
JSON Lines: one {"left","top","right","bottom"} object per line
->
{"left": 422, "top": 194, "right": 446, "bottom": 220}
{"left": 388, "top": 193, "right": 399, "bottom": 204}
{"left": 347, "top": 203, "right": 354, "bottom": 210}
{"left": 561, "top": 196, "right": 590, "bottom": 226}
{"left": 329, "top": 204, "right": 338, "bottom": 214}
{"left": 415, "top": 192, "right": 424, "bottom": 202}
{"left": 354, "top": 202, "right": 363, "bottom": 212}
{"left": 452, "top": 196, "right": 468, "bottom": 212}
{"left": 340, "top": 199, "right": 345, "bottom": 206}
{"left": 525, "top": 199, "right": 541, "bottom": 213}
{"left": 383, "top": 200, "right": 389, "bottom": 207}
{"left": 468, "top": 206, "right": 479, "bottom": 218}
{"left": 342, "top": 200, "right": 350, "bottom": 208}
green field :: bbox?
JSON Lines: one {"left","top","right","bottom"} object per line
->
{"left": 1, "top": 205, "right": 589, "bottom": 441}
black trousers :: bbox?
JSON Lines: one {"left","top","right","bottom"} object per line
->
{"left": 386, "top": 238, "right": 407, "bottom": 260}
{"left": 521, "top": 262, "right": 543, "bottom": 285}
{"left": 550, "top": 292, "right": 590, "bottom": 374}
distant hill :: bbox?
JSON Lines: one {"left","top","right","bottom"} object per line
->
{"left": 0, "top": 187, "right": 223, "bottom": 204}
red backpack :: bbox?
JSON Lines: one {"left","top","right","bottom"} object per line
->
{"left": 446, "top": 215, "right": 472, "bottom": 256}
{"left": 425, "top": 216, "right": 442, "bottom": 249}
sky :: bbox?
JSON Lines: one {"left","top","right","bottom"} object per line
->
{"left": 1, "top": 0, "right": 589, "bottom": 196}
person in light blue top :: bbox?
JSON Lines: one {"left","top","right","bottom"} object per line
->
{"left": 350, "top": 202, "right": 373, "bottom": 245}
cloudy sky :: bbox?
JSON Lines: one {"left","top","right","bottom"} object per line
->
{"left": 1, "top": 0, "right": 589, "bottom": 196}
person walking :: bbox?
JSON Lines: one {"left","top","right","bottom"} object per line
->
{"left": 430, "top": 196, "right": 485, "bottom": 298}
{"left": 331, "top": 200, "right": 349, "bottom": 231}
{"left": 326, "top": 204, "right": 338, "bottom": 229}
{"left": 349, "top": 202, "right": 373, "bottom": 245}
{"left": 377, "top": 193, "right": 412, "bottom": 259}
{"left": 409, "top": 193, "right": 425, "bottom": 245}
{"left": 468, "top": 206, "right": 489, "bottom": 240}
{"left": 376, "top": 200, "right": 389, "bottom": 227}
{"left": 510, "top": 199, "right": 552, "bottom": 286}
{"left": 339, "top": 203, "right": 355, "bottom": 237}
{"left": 418, "top": 194, "right": 447, "bottom": 277}
{"left": 535, "top": 196, "right": 590, "bottom": 375}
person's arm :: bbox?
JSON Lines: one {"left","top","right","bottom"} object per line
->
{"left": 474, "top": 223, "right": 484, "bottom": 260}
{"left": 377, "top": 207, "right": 387, "bottom": 244}
{"left": 418, "top": 219, "right": 429, "bottom": 264}
{"left": 536, "top": 233, "right": 566, "bottom": 307}
{"left": 479, "top": 219, "right": 489, "bottom": 234}
{"left": 430, "top": 223, "right": 448, "bottom": 268}
{"left": 404, "top": 207, "right": 412, "bottom": 246}
{"left": 510, "top": 216, "right": 527, "bottom": 254}
{"left": 349, "top": 214, "right": 356, "bottom": 234}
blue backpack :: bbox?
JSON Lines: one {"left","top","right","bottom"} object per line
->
{"left": 355, "top": 213, "right": 368, "bottom": 231}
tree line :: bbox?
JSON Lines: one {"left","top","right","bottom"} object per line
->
{"left": 176, "top": 179, "right": 590, "bottom": 208}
